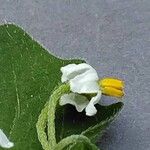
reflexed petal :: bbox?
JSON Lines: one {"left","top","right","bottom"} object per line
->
{"left": 61, "top": 63, "right": 96, "bottom": 82}
{"left": 60, "top": 93, "right": 89, "bottom": 112}
{"left": 70, "top": 81, "right": 99, "bottom": 94}
{"left": 0, "top": 129, "right": 14, "bottom": 148}
{"left": 85, "top": 91, "right": 102, "bottom": 116}
{"left": 70, "top": 69, "right": 99, "bottom": 93}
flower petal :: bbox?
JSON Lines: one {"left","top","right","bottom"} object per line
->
{"left": 0, "top": 129, "right": 14, "bottom": 148}
{"left": 61, "top": 63, "right": 95, "bottom": 83}
{"left": 85, "top": 91, "right": 102, "bottom": 116}
{"left": 70, "top": 69, "right": 99, "bottom": 93}
{"left": 60, "top": 93, "right": 89, "bottom": 112}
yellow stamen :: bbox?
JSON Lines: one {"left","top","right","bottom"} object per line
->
{"left": 99, "top": 78, "right": 124, "bottom": 90}
{"left": 99, "top": 77, "right": 124, "bottom": 98}
{"left": 101, "top": 87, "right": 124, "bottom": 98}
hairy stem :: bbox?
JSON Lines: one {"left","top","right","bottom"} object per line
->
{"left": 36, "top": 83, "right": 70, "bottom": 150}
{"left": 36, "top": 102, "right": 49, "bottom": 150}
{"left": 54, "top": 135, "right": 99, "bottom": 150}
{"left": 48, "top": 83, "right": 70, "bottom": 149}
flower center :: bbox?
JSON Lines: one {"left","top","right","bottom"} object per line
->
{"left": 99, "top": 78, "right": 124, "bottom": 98}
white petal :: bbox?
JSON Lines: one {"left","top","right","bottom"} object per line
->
{"left": 60, "top": 93, "right": 89, "bottom": 112}
{"left": 85, "top": 91, "right": 102, "bottom": 116}
{"left": 61, "top": 63, "right": 95, "bottom": 83}
{"left": 70, "top": 69, "right": 99, "bottom": 93}
{"left": 0, "top": 129, "right": 14, "bottom": 148}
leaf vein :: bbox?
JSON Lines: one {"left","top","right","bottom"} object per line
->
{"left": 12, "top": 69, "right": 21, "bottom": 118}
{"left": 9, "top": 68, "right": 21, "bottom": 137}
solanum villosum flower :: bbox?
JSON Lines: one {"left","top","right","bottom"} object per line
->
{"left": 36, "top": 63, "right": 124, "bottom": 150}
{"left": 60, "top": 63, "right": 124, "bottom": 116}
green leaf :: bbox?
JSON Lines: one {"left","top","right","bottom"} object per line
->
{"left": 0, "top": 24, "right": 83, "bottom": 150}
{"left": 55, "top": 102, "right": 123, "bottom": 143}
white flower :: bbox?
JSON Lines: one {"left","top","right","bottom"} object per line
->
{"left": 60, "top": 63, "right": 101, "bottom": 116}
{"left": 0, "top": 129, "right": 14, "bottom": 148}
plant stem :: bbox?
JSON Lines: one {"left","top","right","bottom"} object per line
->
{"left": 36, "top": 83, "right": 70, "bottom": 150}
{"left": 36, "top": 102, "right": 49, "bottom": 150}
{"left": 54, "top": 135, "right": 99, "bottom": 150}
{"left": 48, "top": 83, "right": 70, "bottom": 149}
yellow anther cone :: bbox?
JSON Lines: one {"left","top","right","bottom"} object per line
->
{"left": 101, "top": 87, "right": 124, "bottom": 97}
{"left": 99, "top": 78, "right": 124, "bottom": 98}
{"left": 99, "top": 78, "right": 124, "bottom": 90}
